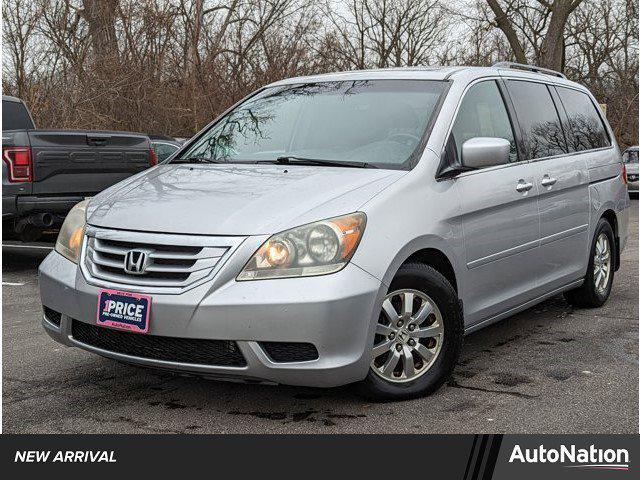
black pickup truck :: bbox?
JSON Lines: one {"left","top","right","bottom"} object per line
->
{"left": 2, "top": 95, "right": 156, "bottom": 240}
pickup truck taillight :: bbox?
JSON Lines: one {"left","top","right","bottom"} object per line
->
{"left": 2, "top": 146, "right": 32, "bottom": 182}
{"left": 150, "top": 148, "right": 158, "bottom": 166}
{"left": 622, "top": 163, "right": 628, "bottom": 184}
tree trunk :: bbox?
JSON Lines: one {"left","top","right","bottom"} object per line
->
{"left": 538, "top": 0, "right": 578, "bottom": 71}
{"left": 82, "top": 0, "right": 119, "bottom": 64}
{"left": 190, "top": 0, "right": 204, "bottom": 133}
{"left": 486, "top": 0, "right": 528, "bottom": 64}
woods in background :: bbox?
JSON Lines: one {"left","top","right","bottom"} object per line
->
{"left": 3, "top": 0, "right": 638, "bottom": 147}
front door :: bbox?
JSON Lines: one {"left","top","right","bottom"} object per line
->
{"left": 457, "top": 164, "right": 541, "bottom": 325}
{"left": 449, "top": 80, "right": 541, "bottom": 325}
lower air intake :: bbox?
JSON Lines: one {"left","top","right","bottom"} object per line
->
{"left": 260, "top": 341, "right": 319, "bottom": 362}
{"left": 71, "top": 320, "right": 246, "bottom": 367}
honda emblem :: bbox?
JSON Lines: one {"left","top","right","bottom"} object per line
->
{"left": 123, "top": 250, "right": 150, "bottom": 275}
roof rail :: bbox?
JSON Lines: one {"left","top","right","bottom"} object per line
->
{"left": 492, "top": 61, "right": 566, "bottom": 79}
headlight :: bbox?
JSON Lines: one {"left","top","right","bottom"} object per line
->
{"left": 237, "top": 212, "right": 366, "bottom": 280}
{"left": 55, "top": 200, "right": 88, "bottom": 263}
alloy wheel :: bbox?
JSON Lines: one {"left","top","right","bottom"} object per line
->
{"left": 593, "top": 233, "right": 611, "bottom": 295}
{"left": 371, "top": 289, "right": 444, "bottom": 383}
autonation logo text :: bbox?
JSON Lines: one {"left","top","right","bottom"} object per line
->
{"left": 509, "top": 444, "right": 630, "bottom": 471}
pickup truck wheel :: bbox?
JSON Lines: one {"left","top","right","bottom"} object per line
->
{"left": 357, "top": 263, "right": 463, "bottom": 401}
{"left": 17, "top": 223, "right": 42, "bottom": 242}
{"left": 564, "top": 218, "right": 615, "bottom": 308}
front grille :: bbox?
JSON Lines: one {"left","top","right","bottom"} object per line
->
{"left": 627, "top": 174, "right": 638, "bottom": 181}
{"left": 260, "top": 342, "right": 319, "bottom": 362}
{"left": 71, "top": 320, "right": 246, "bottom": 367}
{"left": 43, "top": 306, "right": 62, "bottom": 327}
{"left": 83, "top": 235, "right": 229, "bottom": 289}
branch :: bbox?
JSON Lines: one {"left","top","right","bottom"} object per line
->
{"left": 486, "top": 0, "right": 528, "bottom": 63}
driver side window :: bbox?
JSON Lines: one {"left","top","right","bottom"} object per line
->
{"left": 451, "top": 81, "right": 518, "bottom": 166}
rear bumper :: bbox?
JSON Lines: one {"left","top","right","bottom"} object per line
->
{"left": 2, "top": 195, "right": 16, "bottom": 217}
{"left": 17, "top": 195, "right": 85, "bottom": 214}
{"left": 4, "top": 194, "right": 85, "bottom": 220}
{"left": 39, "top": 251, "right": 384, "bottom": 387}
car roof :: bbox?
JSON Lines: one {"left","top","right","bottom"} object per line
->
{"left": 266, "top": 66, "right": 587, "bottom": 91}
{"left": 2, "top": 95, "right": 23, "bottom": 103}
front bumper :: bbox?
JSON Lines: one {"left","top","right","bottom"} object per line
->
{"left": 627, "top": 180, "right": 638, "bottom": 193}
{"left": 39, "top": 251, "right": 384, "bottom": 387}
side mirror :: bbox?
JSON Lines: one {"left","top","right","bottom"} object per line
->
{"left": 461, "top": 137, "right": 511, "bottom": 169}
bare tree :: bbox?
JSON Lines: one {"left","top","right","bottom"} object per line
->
{"left": 566, "top": 0, "right": 638, "bottom": 146}
{"left": 324, "top": 0, "right": 451, "bottom": 68}
{"left": 81, "top": 0, "right": 119, "bottom": 64}
{"left": 484, "top": 0, "right": 585, "bottom": 70}
{"left": 2, "top": 0, "right": 44, "bottom": 99}
{"left": 2, "top": 0, "right": 636, "bottom": 148}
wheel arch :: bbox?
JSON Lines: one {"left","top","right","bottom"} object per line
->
{"left": 403, "top": 248, "right": 458, "bottom": 293}
{"left": 377, "top": 237, "right": 463, "bottom": 295}
{"left": 600, "top": 208, "right": 620, "bottom": 271}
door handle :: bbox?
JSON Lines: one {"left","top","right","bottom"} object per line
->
{"left": 541, "top": 175, "right": 557, "bottom": 187}
{"left": 86, "top": 134, "right": 111, "bottom": 147}
{"left": 516, "top": 180, "right": 534, "bottom": 193}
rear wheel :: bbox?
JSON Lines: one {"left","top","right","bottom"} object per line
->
{"left": 564, "top": 218, "right": 615, "bottom": 308}
{"left": 358, "top": 263, "right": 463, "bottom": 401}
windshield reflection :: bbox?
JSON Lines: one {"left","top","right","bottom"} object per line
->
{"left": 177, "top": 80, "right": 446, "bottom": 169}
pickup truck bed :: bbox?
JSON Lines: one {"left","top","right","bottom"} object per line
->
{"left": 2, "top": 95, "right": 155, "bottom": 240}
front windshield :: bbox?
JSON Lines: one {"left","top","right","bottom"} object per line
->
{"left": 177, "top": 80, "right": 447, "bottom": 169}
{"left": 623, "top": 150, "right": 638, "bottom": 164}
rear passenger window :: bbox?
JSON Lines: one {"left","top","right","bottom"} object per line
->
{"left": 556, "top": 87, "right": 611, "bottom": 152}
{"left": 450, "top": 81, "right": 518, "bottom": 165}
{"left": 507, "top": 81, "right": 566, "bottom": 159}
{"left": 2, "top": 100, "right": 35, "bottom": 131}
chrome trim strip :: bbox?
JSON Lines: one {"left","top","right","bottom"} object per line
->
{"left": 467, "top": 238, "right": 539, "bottom": 269}
{"left": 589, "top": 173, "right": 619, "bottom": 186}
{"left": 539, "top": 224, "right": 588, "bottom": 246}
{"left": 467, "top": 224, "right": 588, "bottom": 269}
{"left": 86, "top": 225, "right": 244, "bottom": 247}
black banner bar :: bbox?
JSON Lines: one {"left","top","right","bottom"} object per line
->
{"left": 1, "top": 434, "right": 637, "bottom": 479}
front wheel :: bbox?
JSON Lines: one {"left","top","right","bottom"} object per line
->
{"left": 358, "top": 263, "right": 463, "bottom": 401}
{"left": 564, "top": 218, "right": 615, "bottom": 308}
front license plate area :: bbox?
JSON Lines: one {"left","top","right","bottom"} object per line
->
{"left": 97, "top": 289, "right": 151, "bottom": 334}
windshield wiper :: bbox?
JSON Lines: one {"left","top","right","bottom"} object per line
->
{"left": 258, "top": 156, "right": 376, "bottom": 169}
{"left": 172, "top": 156, "right": 226, "bottom": 164}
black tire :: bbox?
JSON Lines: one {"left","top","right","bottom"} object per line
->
{"left": 564, "top": 218, "right": 615, "bottom": 308}
{"left": 357, "top": 263, "right": 463, "bottom": 401}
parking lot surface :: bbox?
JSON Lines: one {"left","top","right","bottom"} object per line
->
{"left": 3, "top": 202, "right": 638, "bottom": 434}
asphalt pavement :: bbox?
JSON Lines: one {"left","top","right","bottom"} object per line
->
{"left": 2, "top": 201, "right": 638, "bottom": 433}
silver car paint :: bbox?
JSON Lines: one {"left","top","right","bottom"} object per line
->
{"left": 39, "top": 66, "right": 630, "bottom": 387}
{"left": 624, "top": 147, "right": 638, "bottom": 193}
{"left": 87, "top": 164, "right": 405, "bottom": 235}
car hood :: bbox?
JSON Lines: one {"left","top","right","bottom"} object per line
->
{"left": 626, "top": 163, "right": 639, "bottom": 175}
{"left": 87, "top": 163, "right": 405, "bottom": 235}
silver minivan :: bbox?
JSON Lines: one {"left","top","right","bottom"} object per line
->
{"left": 39, "top": 63, "right": 630, "bottom": 400}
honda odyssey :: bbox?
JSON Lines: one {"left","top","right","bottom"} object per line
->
{"left": 39, "top": 63, "right": 630, "bottom": 400}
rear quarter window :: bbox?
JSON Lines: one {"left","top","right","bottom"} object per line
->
{"left": 556, "top": 87, "right": 611, "bottom": 152}
{"left": 2, "top": 99, "right": 35, "bottom": 131}
{"left": 506, "top": 80, "right": 567, "bottom": 160}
